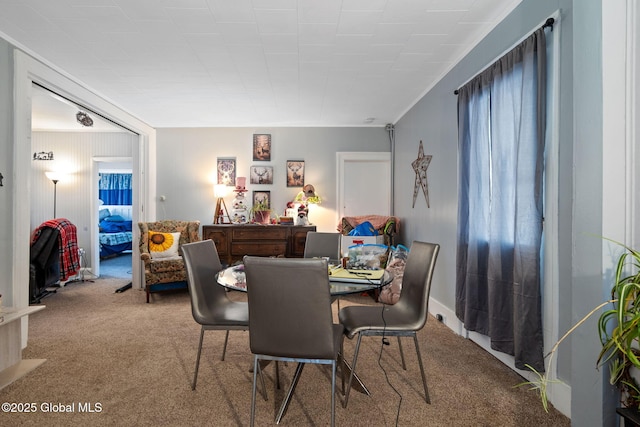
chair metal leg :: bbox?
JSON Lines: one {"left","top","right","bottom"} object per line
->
{"left": 192, "top": 327, "right": 205, "bottom": 390}
{"left": 275, "top": 362, "right": 305, "bottom": 424}
{"left": 331, "top": 360, "right": 336, "bottom": 427}
{"left": 256, "top": 361, "right": 268, "bottom": 401}
{"left": 397, "top": 336, "right": 407, "bottom": 370}
{"left": 221, "top": 330, "right": 230, "bottom": 361}
{"left": 339, "top": 354, "right": 370, "bottom": 395}
{"left": 340, "top": 342, "right": 345, "bottom": 395}
{"left": 342, "top": 334, "right": 363, "bottom": 408}
{"left": 413, "top": 334, "right": 430, "bottom": 403}
{"left": 250, "top": 356, "right": 259, "bottom": 427}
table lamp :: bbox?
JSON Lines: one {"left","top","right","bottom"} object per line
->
{"left": 214, "top": 184, "right": 230, "bottom": 224}
{"left": 293, "top": 184, "right": 321, "bottom": 225}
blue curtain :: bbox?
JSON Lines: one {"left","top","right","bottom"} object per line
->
{"left": 455, "top": 29, "right": 547, "bottom": 371}
{"left": 99, "top": 173, "right": 132, "bottom": 205}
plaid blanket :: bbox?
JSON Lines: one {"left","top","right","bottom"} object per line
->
{"left": 31, "top": 218, "right": 81, "bottom": 281}
{"left": 100, "top": 231, "right": 133, "bottom": 246}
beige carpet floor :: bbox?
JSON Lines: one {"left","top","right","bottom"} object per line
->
{"left": 1, "top": 277, "right": 570, "bottom": 426}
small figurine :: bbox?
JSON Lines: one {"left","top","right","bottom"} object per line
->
{"left": 284, "top": 201, "right": 296, "bottom": 218}
{"left": 230, "top": 177, "right": 249, "bottom": 224}
{"left": 296, "top": 203, "right": 309, "bottom": 226}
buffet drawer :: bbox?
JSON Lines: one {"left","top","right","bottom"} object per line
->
{"left": 231, "top": 242, "right": 287, "bottom": 257}
{"left": 202, "top": 229, "right": 228, "bottom": 256}
{"left": 232, "top": 227, "right": 288, "bottom": 241}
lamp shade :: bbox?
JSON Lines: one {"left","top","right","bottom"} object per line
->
{"left": 294, "top": 184, "right": 321, "bottom": 205}
{"left": 45, "top": 171, "right": 62, "bottom": 182}
{"left": 214, "top": 184, "right": 229, "bottom": 198}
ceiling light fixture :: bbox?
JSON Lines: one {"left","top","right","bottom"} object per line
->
{"left": 76, "top": 111, "right": 94, "bottom": 127}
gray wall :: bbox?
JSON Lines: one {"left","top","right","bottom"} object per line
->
{"left": 156, "top": 127, "right": 390, "bottom": 234}
{"left": 571, "top": 1, "right": 617, "bottom": 426}
{"left": 392, "top": 0, "right": 616, "bottom": 425}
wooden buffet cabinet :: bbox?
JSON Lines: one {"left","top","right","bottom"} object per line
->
{"left": 202, "top": 224, "right": 316, "bottom": 265}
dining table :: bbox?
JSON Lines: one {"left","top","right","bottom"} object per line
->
{"left": 216, "top": 261, "right": 393, "bottom": 419}
{"left": 216, "top": 262, "right": 391, "bottom": 296}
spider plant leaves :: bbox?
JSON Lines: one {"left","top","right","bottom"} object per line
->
{"left": 597, "top": 239, "right": 640, "bottom": 408}
{"left": 515, "top": 364, "right": 558, "bottom": 413}
{"left": 525, "top": 238, "right": 640, "bottom": 411}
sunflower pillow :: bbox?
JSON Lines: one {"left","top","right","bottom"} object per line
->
{"left": 148, "top": 232, "right": 181, "bottom": 259}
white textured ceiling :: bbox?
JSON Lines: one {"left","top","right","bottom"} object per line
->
{"left": 1, "top": 0, "right": 520, "bottom": 128}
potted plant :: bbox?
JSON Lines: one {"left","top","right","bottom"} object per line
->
{"left": 597, "top": 243, "right": 640, "bottom": 409}
{"left": 523, "top": 239, "right": 640, "bottom": 414}
{"left": 251, "top": 201, "right": 271, "bottom": 225}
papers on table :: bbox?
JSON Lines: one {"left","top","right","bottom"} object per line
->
{"left": 328, "top": 267, "right": 385, "bottom": 284}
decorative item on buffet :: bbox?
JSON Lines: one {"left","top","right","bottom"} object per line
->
{"left": 230, "top": 177, "right": 249, "bottom": 224}
{"left": 213, "top": 184, "right": 230, "bottom": 224}
{"left": 250, "top": 201, "right": 271, "bottom": 224}
{"left": 292, "top": 184, "right": 321, "bottom": 225}
{"left": 279, "top": 201, "right": 295, "bottom": 225}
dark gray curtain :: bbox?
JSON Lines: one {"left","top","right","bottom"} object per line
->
{"left": 455, "top": 29, "right": 546, "bottom": 371}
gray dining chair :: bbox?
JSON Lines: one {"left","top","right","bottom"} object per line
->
{"left": 182, "top": 239, "right": 249, "bottom": 390}
{"left": 244, "top": 256, "right": 344, "bottom": 427}
{"left": 338, "top": 240, "right": 440, "bottom": 407}
{"left": 304, "top": 231, "right": 343, "bottom": 310}
{"left": 304, "top": 231, "right": 341, "bottom": 264}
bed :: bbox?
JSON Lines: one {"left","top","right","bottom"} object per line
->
{"left": 99, "top": 206, "right": 133, "bottom": 258}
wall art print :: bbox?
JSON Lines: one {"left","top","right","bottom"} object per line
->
{"left": 250, "top": 165, "right": 273, "bottom": 184}
{"left": 286, "top": 160, "right": 304, "bottom": 187}
{"left": 253, "top": 134, "right": 271, "bottom": 161}
{"left": 217, "top": 158, "right": 236, "bottom": 186}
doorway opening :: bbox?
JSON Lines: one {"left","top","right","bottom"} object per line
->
{"left": 97, "top": 164, "right": 134, "bottom": 282}
{"left": 30, "top": 83, "right": 137, "bottom": 290}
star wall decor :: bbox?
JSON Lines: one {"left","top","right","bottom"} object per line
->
{"left": 412, "top": 140, "right": 432, "bottom": 208}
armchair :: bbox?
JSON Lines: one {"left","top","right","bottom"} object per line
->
{"left": 138, "top": 220, "right": 201, "bottom": 303}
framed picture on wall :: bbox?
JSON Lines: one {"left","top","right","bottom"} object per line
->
{"left": 250, "top": 165, "right": 273, "bottom": 184}
{"left": 253, "top": 134, "right": 271, "bottom": 161}
{"left": 252, "top": 190, "right": 271, "bottom": 209}
{"left": 286, "top": 160, "right": 304, "bottom": 187}
{"left": 217, "top": 158, "right": 236, "bottom": 186}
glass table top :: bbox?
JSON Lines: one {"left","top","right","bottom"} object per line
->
{"left": 216, "top": 263, "right": 391, "bottom": 296}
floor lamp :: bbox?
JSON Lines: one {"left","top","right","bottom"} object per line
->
{"left": 45, "top": 171, "right": 61, "bottom": 219}
{"left": 214, "top": 184, "right": 230, "bottom": 224}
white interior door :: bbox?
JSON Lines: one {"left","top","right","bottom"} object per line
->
{"left": 336, "top": 152, "right": 391, "bottom": 222}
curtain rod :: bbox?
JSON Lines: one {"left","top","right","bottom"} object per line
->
{"left": 32, "top": 81, "right": 139, "bottom": 135}
{"left": 453, "top": 17, "right": 555, "bottom": 95}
